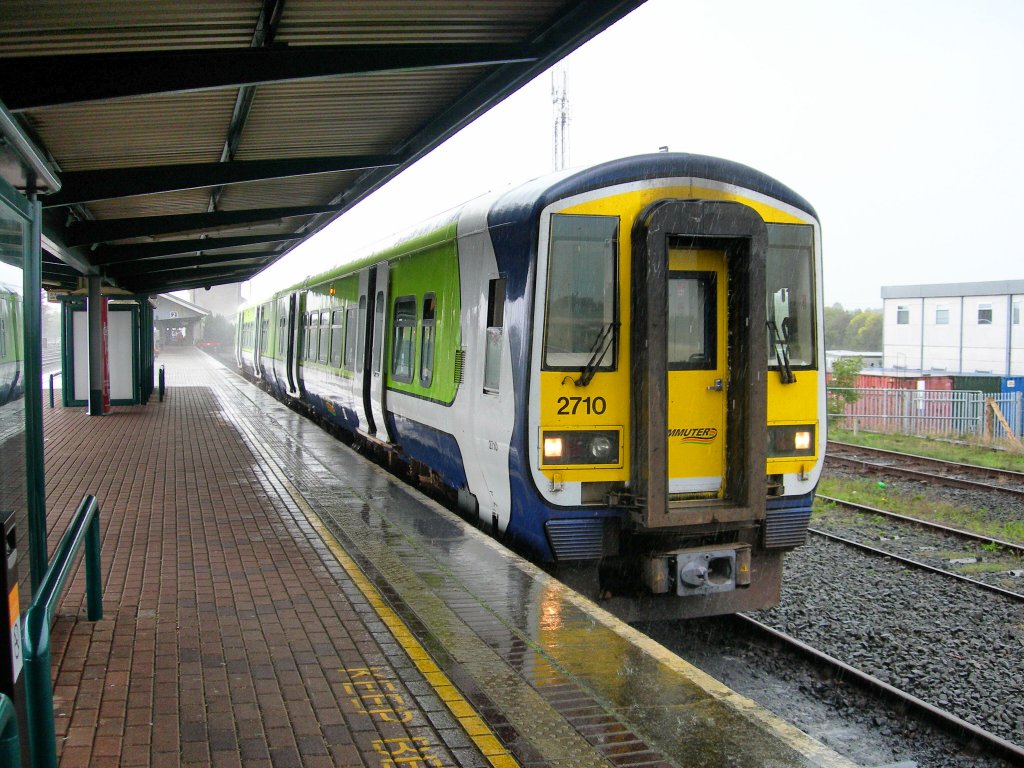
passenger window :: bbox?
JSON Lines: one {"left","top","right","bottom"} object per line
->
{"left": 318, "top": 310, "right": 330, "bottom": 364}
{"left": 420, "top": 293, "right": 436, "bottom": 388}
{"left": 372, "top": 291, "right": 385, "bottom": 374}
{"left": 330, "top": 309, "right": 344, "bottom": 367}
{"left": 357, "top": 296, "right": 367, "bottom": 372}
{"left": 391, "top": 296, "right": 417, "bottom": 383}
{"left": 344, "top": 307, "right": 358, "bottom": 368}
{"left": 484, "top": 278, "right": 505, "bottom": 394}
{"left": 304, "top": 313, "right": 315, "bottom": 361}
{"left": 277, "top": 308, "right": 287, "bottom": 357}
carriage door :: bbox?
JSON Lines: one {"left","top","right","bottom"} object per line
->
{"left": 286, "top": 292, "right": 299, "bottom": 394}
{"left": 367, "top": 263, "right": 394, "bottom": 442}
{"left": 253, "top": 305, "right": 264, "bottom": 377}
{"left": 667, "top": 248, "right": 727, "bottom": 498}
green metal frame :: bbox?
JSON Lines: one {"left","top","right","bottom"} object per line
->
{"left": 0, "top": 693, "right": 20, "bottom": 766}
{"left": 108, "top": 303, "right": 139, "bottom": 405}
{"left": 139, "top": 299, "right": 155, "bottom": 403}
{"left": 59, "top": 298, "right": 87, "bottom": 407}
{"left": 0, "top": 176, "right": 48, "bottom": 595}
{"left": 22, "top": 494, "right": 102, "bottom": 768}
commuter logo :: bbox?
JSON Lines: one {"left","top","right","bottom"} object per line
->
{"left": 668, "top": 427, "right": 718, "bottom": 443}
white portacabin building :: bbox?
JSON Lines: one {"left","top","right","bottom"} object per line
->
{"left": 882, "top": 280, "right": 1024, "bottom": 375}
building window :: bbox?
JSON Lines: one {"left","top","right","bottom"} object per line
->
{"left": 978, "top": 304, "right": 993, "bottom": 325}
{"left": 935, "top": 306, "right": 949, "bottom": 325}
{"left": 896, "top": 305, "right": 909, "bottom": 325}
{"left": 1014, "top": 302, "right": 1021, "bottom": 325}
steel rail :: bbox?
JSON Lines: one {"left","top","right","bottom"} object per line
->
{"left": 829, "top": 440, "right": 1024, "bottom": 485}
{"left": 808, "top": 528, "right": 1023, "bottom": 602}
{"left": 733, "top": 614, "right": 1024, "bottom": 764}
{"left": 825, "top": 453, "right": 1024, "bottom": 500}
{"left": 816, "top": 494, "right": 1024, "bottom": 557}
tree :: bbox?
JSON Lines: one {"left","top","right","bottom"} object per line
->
{"left": 824, "top": 303, "right": 882, "bottom": 351}
{"left": 827, "top": 356, "right": 863, "bottom": 415}
{"left": 843, "top": 310, "right": 882, "bottom": 351}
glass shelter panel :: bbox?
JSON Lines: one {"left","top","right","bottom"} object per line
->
{"left": 0, "top": 190, "right": 29, "bottom": 608}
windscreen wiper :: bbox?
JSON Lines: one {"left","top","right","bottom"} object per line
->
{"left": 575, "top": 321, "right": 618, "bottom": 387}
{"left": 768, "top": 318, "right": 797, "bottom": 384}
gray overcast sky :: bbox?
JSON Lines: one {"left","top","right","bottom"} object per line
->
{"left": 248, "top": 0, "right": 1024, "bottom": 311}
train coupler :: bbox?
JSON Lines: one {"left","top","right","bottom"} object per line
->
{"left": 641, "top": 544, "right": 752, "bottom": 596}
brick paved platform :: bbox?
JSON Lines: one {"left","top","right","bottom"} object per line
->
{"left": 38, "top": 347, "right": 853, "bottom": 767}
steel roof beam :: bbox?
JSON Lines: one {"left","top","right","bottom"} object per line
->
{"left": 124, "top": 267, "right": 259, "bottom": 295}
{"left": 1, "top": 44, "right": 538, "bottom": 111}
{"left": 105, "top": 251, "right": 275, "bottom": 277}
{"left": 64, "top": 205, "right": 339, "bottom": 246}
{"left": 43, "top": 154, "right": 399, "bottom": 208}
{"left": 92, "top": 234, "right": 299, "bottom": 265}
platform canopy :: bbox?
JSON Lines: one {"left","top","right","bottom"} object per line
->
{"left": 0, "top": 0, "right": 643, "bottom": 295}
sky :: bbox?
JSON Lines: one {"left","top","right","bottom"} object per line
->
{"left": 247, "top": 0, "right": 1024, "bottom": 311}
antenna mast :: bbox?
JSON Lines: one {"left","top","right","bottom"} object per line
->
{"left": 552, "top": 68, "right": 570, "bottom": 171}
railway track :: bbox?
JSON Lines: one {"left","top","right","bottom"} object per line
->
{"left": 733, "top": 613, "right": 1024, "bottom": 765}
{"left": 808, "top": 523, "right": 1023, "bottom": 602}
{"left": 827, "top": 440, "right": 1024, "bottom": 498}
{"left": 817, "top": 493, "right": 1024, "bottom": 555}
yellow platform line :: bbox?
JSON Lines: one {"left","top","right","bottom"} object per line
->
{"left": 249, "top": 435, "right": 520, "bottom": 768}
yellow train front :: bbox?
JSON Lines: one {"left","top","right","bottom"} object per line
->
{"left": 513, "top": 154, "right": 824, "bottom": 619}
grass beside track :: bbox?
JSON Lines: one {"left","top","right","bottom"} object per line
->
{"left": 814, "top": 476, "right": 1024, "bottom": 545}
{"left": 828, "top": 428, "right": 1024, "bottom": 472}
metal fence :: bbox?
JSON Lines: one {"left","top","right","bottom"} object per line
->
{"left": 827, "top": 388, "right": 1024, "bottom": 440}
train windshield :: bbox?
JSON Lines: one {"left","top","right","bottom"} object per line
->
{"left": 766, "top": 224, "right": 816, "bottom": 369}
{"left": 543, "top": 214, "right": 619, "bottom": 370}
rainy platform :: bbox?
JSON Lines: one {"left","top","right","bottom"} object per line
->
{"left": 39, "top": 346, "right": 854, "bottom": 767}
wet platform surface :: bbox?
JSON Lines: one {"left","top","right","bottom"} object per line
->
{"left": 40, "top": 346, "right": 854, "bottom": 767}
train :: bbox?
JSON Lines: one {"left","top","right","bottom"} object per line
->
{"left": 0, "top": 283, "right": 23, "bottom": 407}
{"left": 236, "top": 153, "right": 825, "bottom": 620}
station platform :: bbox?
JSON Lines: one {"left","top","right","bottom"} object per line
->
{"left": 40, "top": 346, "right": 854, "bottom": 768}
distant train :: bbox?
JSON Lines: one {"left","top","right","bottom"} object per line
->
{"left": 0, "top": 284, "right": 23, "bottom": 407}
{"left": 237, "top": 153, "right": 825, "bottom": 620}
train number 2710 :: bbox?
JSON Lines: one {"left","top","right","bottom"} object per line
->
{"left": 556, "top": 396, "right": 607, "bottom": 415}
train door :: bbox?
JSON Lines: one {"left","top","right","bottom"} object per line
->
{"left": 631, "top": 199, "right": 767, "bottom": 528}
{"left": 666, "top": 249, "right": 727, "bottom": 497}
{"left": 253, "top": 305, "right": 264, "bottom": 378}
{"left": 353, "top": 268, "right": 375, "bottom": 435}
{"left": 286, "top": 292, "right": 298, "bottom": 394}
{"left": 367, "top": 262, "right": 394, "bottom": 442}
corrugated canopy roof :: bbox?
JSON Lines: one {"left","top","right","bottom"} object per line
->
{"left": 0, "top": 0, "right": 643, "bottom": 294}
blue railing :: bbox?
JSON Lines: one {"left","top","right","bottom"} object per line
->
{"left": 22, "top": 494, "right": 103, "bottom": 768}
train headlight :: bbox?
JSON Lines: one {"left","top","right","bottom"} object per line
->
{"left": 589, "top": 434, "right": 614, "bottom": 462}
{"left": 543, "top": 437, "right": 564, "bottom": 460}
{"left": 768, "top": 425, "right": 816, "bottom": 458}
{"left": 541, "top": 430, "right": 620, "bottom": 466}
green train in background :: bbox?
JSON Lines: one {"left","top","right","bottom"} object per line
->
{"left": 0, "top": 283, "right": 23, "bottom": 407}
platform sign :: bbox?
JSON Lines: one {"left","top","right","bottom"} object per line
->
{"left": 8, "top": 584, "right": 21, "bottom": 682}
{"left": 101, "top": 297, "right": 111, "bottom": 414}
